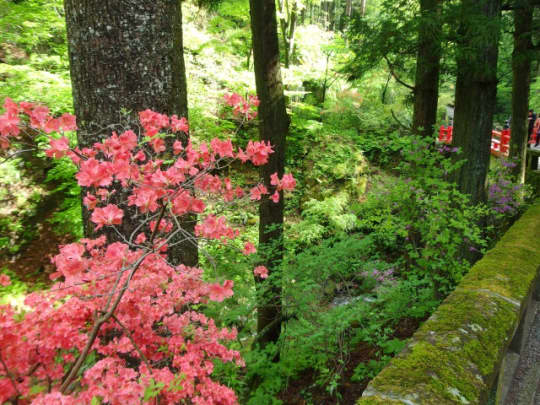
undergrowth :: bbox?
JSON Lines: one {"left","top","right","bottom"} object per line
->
{"left": 0, "top": 1, "right": 533, "bottom": 403}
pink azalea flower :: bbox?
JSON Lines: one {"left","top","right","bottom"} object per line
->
{"left": 0, "top": 274, "right": 11, "bottom": 286}
{"left": 243, "top": 242, "right": 256, "bottom": 255}
{"left": 254, "top": 266, "right": 269, "bottom": 279}
{"left": 209, "top": 280, "right": 234, "bottom": 302}
{"left": 90, "top": 204, "right": 124, "bottom": 230}
{"left": 45, "top": 136, "right": 70, "bottom": 159}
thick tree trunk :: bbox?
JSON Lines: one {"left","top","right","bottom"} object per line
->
{"left": 412, "top": 0, "right": 442, "bottom": 137}
{"left": 452, "top": 0, "right": 501, "bottom": 205}
{"left": 249, "top": 0, "right": 289, "bottom": 348}
{"left": 64, "top": 0, "right": 197, "bottom": 266}
{"left": 510, "top": 0, "right": 533, "bottom": 183}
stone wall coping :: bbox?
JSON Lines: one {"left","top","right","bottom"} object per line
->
{"left": 357, "top": 200, "right": 540, "bottom": 405}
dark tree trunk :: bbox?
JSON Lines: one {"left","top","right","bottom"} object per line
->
{"left": 510, "top": 0, "right": 533, "bottom": 183}
{"left": 249, "top": 0, "right": 290, "bottom": 348}
{"left": 452, "top": 0, "right": 501, "bottom": 204}
{"left": 64, "top": 0, "right": 197, "bottom": 266}
{"left": 412, "top": 0, "right": 442, "bottom": 137}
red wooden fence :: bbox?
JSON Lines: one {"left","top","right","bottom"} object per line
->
{"left": 438, "top": 126, "right": 511, "bottom": 157}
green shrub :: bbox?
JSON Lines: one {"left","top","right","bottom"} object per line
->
{"left": 354, "top": 136, "right": 489, "bottom": 294}
{"left": 45, "top": 157, "right": 83, "bottom": 238}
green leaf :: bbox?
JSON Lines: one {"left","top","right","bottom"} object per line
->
{"left": 143, "top": 378, "right": 165, "bottom": 401}
{"left": 90, "top": 397, "right": 102, "bottom": 405}
{"left": 167, "top": 373, "right": 186, "bottom": 393}
{"left": 380, "top": 338, "right": 407, "bottom": 355}
{"left": 29, "top": 385, "right": 47, "bottom": 395}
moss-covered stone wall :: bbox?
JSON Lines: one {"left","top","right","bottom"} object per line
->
{"left": 357, "top": 201, "right": 540, "bottom": 405}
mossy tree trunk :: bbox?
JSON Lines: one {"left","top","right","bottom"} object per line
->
{"left": 452, "top": 0, "right": 501, "bottom": 204}
{"left": 510, "top": 0, "right": 534, "bottom": 183}
{"left": 249, "top": 0, "right": 290, "bottom": 348}
{"left": 412, "top": 0, "right": 442, "bottom": 138}
{"left": 64, "top": 0, "right": 197, "bottom": 266}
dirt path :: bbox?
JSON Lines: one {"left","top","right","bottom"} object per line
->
{"left": 0, "top": 192, "right": 73, "bottom": 286}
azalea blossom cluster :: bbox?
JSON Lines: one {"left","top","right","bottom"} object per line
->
{"left": 0, "top": 98, "right": 295, "bottom": 404}
{"left": 0, "top": 98, "right": 76, "bottom": 149}
{"left": 1, "top": 244, "right": 242, "bottom": 405}
{"left": 223, "top": 93, "right": 260, "bottom": 120}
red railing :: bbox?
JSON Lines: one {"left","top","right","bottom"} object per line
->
{"left": 438, "top": 125, "right": 453, "bottom": 144}
{"left": 438, "top": 126, "right": 511, "bottom": 157}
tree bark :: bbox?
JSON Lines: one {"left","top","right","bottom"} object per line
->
{"left": 412, "top": 0, "right": 442, "bottom": 137}
{"left": 361, "top": 0, "right": 367, "bottom": 16}
{"left": 249, "top": 0, "right": 290, "bottom": 348}
{"left": 509, "top": 0, "right": 533, "bottom": 183}
{"left": 288, "top": 1, "right": 298, "bottom": 66}
{"left": 64, "top": 0, "right": 197, "bottom": 266}
{"left": 277, "top": 0, "right": 296, "bottom": 68}
{"left": 328, "top": 0, "right": 336, "bottom": 30}
{"left": 452, "top": 0, "right": 501, "bottom": 204}
{"left": 277, "top": 0, "right": 288, "bottom": 67}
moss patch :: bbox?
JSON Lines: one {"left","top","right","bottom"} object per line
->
{"left": 358, "top": 201, "right": 540, "bottom": 405}
{"left": 459, "top": 248, "right": 539, "bottom": 302}
{"left": 356, "top": 397, "right": 405, "bottom": 405}
{"left": 359, "top": 291, "right": 516, "bottom": 404}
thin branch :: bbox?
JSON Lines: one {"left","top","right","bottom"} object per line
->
{"left": 129, "top": 211, "right": 160, "bottom": 244}
{"left": 104, "top": 270, "right": 125, "bottom": 313}
{"left": 391, "top": 109, "right": 412, "bottom": 131}
{"left": 0, "top": 352, "right": 20, "bottom": 399}
{"left": 25, "top": 363, "right": 41, "bottom": 377}
{"left": 60, "top": 252, "right": 148, "bottom": 393}
{"left": 0, "top": 148, "right": 37, "bottom": 163}
{"left": 111, "top": 314, "right": 153, "bottom": 374}
{"left": 61, "top": 220, "right": 186, "bottom": 393}
{"left": 383, "top": 55, "right": 415, "bottom": 91}
{"left": 149, "top": 205, "right": 167, "bottom": 243}
{"left": 167, "top": 207, "right": 218, "bottom": 271}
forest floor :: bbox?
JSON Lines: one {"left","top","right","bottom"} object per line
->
{"left": 0, "top": 191, "right": 72, "bottom": 287}
{"left": 278, "top": 317, "right": 424, "bottom": 404}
